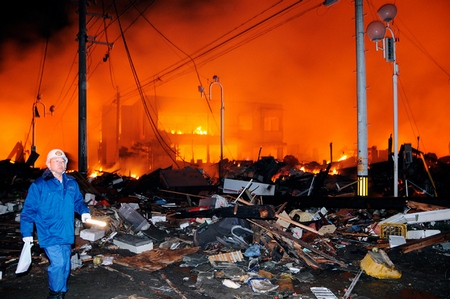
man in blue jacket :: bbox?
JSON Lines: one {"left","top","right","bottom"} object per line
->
{"left": 20, "top": 149, "right": 91, "bottom": 299}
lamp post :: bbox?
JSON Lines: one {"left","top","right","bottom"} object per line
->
{"left": 209, "top": 75, "right": 224, "bottom": 185}
{"left": 31, "top": 95, "right": 55, "bottom": 166}
{"left": 366, "top": 3, "right": 399, "bottom": 197}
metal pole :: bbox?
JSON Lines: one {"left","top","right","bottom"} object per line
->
{"left": 209, "top": 76, "right": 224, "bottom": 185}
{"left": 78, "top": 0, "right": 88, "bottom": 176}
{"left": 355, "top": 0, "right": 369, "bottom": 196}
{"left": 220, "top": 89, "right": 224, "bottom": 166}
{"left": 366, "top": 4, "right": 399, "bottom": 196}
{"left": 386, "top": 27, "right": 398, "bottom": 197}
{"left": 31, "top": 104, "right": 36, "bottom": 154}
{"left": 116, "top": 87, "right": 120, "bottom": 162}
{"left": 329, "top": 142, "right": 332, "bottom": 163}
{"left": 393, "top": 53, "right": 399, "bottom": 197}
{"left": 31, "top": 99, "right": 46, "bottom": 167}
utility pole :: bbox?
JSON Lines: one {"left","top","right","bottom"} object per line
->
{"left": 355, "top": 0, "right": 369, "bottom": 196}
{"left": 116, "top": 87, "right": 121, "bottom": 162}
{"left": 77, "top": 1, "right": 113, "bottom": 176}
{"left": 78, "top": 0, "right": 88, "bottom": 176}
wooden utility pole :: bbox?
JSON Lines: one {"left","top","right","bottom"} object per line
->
{"left": 78, "top": 0, "right": 88, "bottom": 176}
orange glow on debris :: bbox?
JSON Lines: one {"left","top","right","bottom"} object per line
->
{"left": 338, "top": 155, "right": 348, "bottom": 162}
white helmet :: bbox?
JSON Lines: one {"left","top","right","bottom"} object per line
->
{"left": 46, "top": 149, "right": 68, "bottom": 165}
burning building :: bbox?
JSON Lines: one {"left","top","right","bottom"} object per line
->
{"left": 100, "top": 95, "right": 286, "bottom": 177}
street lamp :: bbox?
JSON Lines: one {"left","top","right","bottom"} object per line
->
{"left": 31, "top": 94, "right": 55, "bottom": 166}
{"left": 208, "top": 75, "right": 224, "bottom": 186}
{"left": 366, "top": 3, "right": 399, "bottom": 197}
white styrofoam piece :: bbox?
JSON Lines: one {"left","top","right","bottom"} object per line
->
{"left": 113, "top": 239, "right": 153, "bottom": 254}
{"left": 80, "top": 228, "right": 105, "bottom": 242}
{"left": 407, "top": 229, "right": 441, "bottom": 239}
{"left": 0, "top": 205, "right": 7, "bottom": 214}
{"left": 389, "top": 235, "right": 406, "bottom": 248}
{"left": 6, "top": 202, "right": 19, "bottom": 211}
{"left": 223, "top": 179, "right": 275, "bottom": 196}
{"left": 151, "top": 215, "right": 166, "bottom": 224}
{"left": 84, "top": 193, "right": 96, "bottom": 204}
{"left": 275, "top": 211, "right": 291, "bottom": 230}
{"left": 379, "top": 213, "right": 407, "bottom": 225}
{"left": 404, "top": 209, "right": 450, "bottom": 224}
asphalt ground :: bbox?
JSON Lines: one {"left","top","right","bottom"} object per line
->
{"left": 1, "top": 243, "right": 450, "bottom": 299}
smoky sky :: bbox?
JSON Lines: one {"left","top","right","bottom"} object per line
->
{"left": 1, "top": 0, "right": 450, "bottom": 173}
{"left": 0, "top": 1, "right": 72, "bottom": 65}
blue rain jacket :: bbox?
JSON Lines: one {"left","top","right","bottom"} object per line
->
{"left": 20, "top": 169, "right": 90, "bottom": 248}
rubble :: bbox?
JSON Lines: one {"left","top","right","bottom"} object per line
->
{"left": 1, "top": 150, "right": 450, "bottom": 298}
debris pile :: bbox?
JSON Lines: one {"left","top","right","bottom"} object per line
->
{"left": 1, "top": 149, "right": 450, "bottom": 298}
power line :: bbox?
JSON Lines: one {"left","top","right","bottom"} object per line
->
{"left": 113, "top": 0, "right": 180, "bottom": 167}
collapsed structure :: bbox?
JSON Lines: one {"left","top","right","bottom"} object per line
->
{"left": 1, "top": 146, "right": 450, "bottom": 298}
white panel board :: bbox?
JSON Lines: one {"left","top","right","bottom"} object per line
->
{"left": 223, "top": 179, "right": 275, "bottom": 196}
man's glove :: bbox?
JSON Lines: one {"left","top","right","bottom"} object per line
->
{"left": 22, "top": 236, "right": 33, "bottom": 243}
{"left": 81, "top": 213, "right": 91, "bottom": 223}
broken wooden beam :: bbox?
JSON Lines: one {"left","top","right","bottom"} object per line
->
{"left": 174, "top": 204, "right": 276, "bottom": 219}
{"left": 406, "top": 200, "right": 447, "bottom": 211}
{"left": 260, "top": 195, "right": 408, "bottom": 210}
{"left": 161, "top": 273, "right": 188, "bottom": 299}
{"left": 235, "top": 197, "right": 322, "bottom": 236}
{"left": 275, "top": 213, "right": 323, "bottom": 236}
{"left": 249, "top": 219, "right": 346, "bottom": 268}
{"left": 399, "top": 231, "right": 450, "bottom": 254}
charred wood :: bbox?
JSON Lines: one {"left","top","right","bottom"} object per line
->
{"left": 173, "top": 204, "right": 276, "bottom": 219}
{"left": 399, "top": 231, "right": 450, "bottom": 254}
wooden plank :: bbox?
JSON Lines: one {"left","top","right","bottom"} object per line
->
{"left": 249, "top": 219, "right": 346, "bottom": 268}
{"left": 400, "top": 231, "right": 450, "bottom": 254}
{"left": 174, "top": 204, "right": 276, "bottom": 219}
{"left": 275, "top": 213, "right": 323, "bottom": 236}
{"left": 238, "top": 198, "right": 323, "bottom": 236}
{"left": 276, "top": 202, "right": 288, "bottom": 214}
{"left": 161, "top": 273, "right": 189, "bottom": 299}
{"left": 406, "top": 200, "right": 447, "bottom": 211}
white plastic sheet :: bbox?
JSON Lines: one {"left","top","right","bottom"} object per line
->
{"left": 15, "top": 242, "right": 33, "bottom": 274}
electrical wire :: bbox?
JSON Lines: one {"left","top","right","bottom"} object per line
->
{"left": 113, "top": 0, "right": 181, "bottom": 168}
{"left": 364, "top": 0, "right": 450, "bottom": 154}
{"left": 23, "top": 35, "right": 51, "bottom": 158}
{"left": 102, "top": 0, "right": 117, "bottom": 89}
{"left": 36, "top": 37, "right": 49, "bottom": 101}
{"left": 130, "top": 1, "right": 204, "bottom": 94}
{"left": 83, "top": 0, "right": 323, "bottom": 166}
{"left": 138, "top": 1, "right": 313, "bottom": 90}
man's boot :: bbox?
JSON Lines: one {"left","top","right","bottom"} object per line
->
{"left": 45, "top": 290, "right": 59, "bottom": 299}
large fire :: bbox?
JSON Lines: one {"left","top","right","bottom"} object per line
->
{"left": 1, "top": 1, "right": 449, "bottom": 178}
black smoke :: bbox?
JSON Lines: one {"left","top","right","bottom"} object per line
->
{"left": 0, "top": 0, "right": 72, "bottom": 66}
